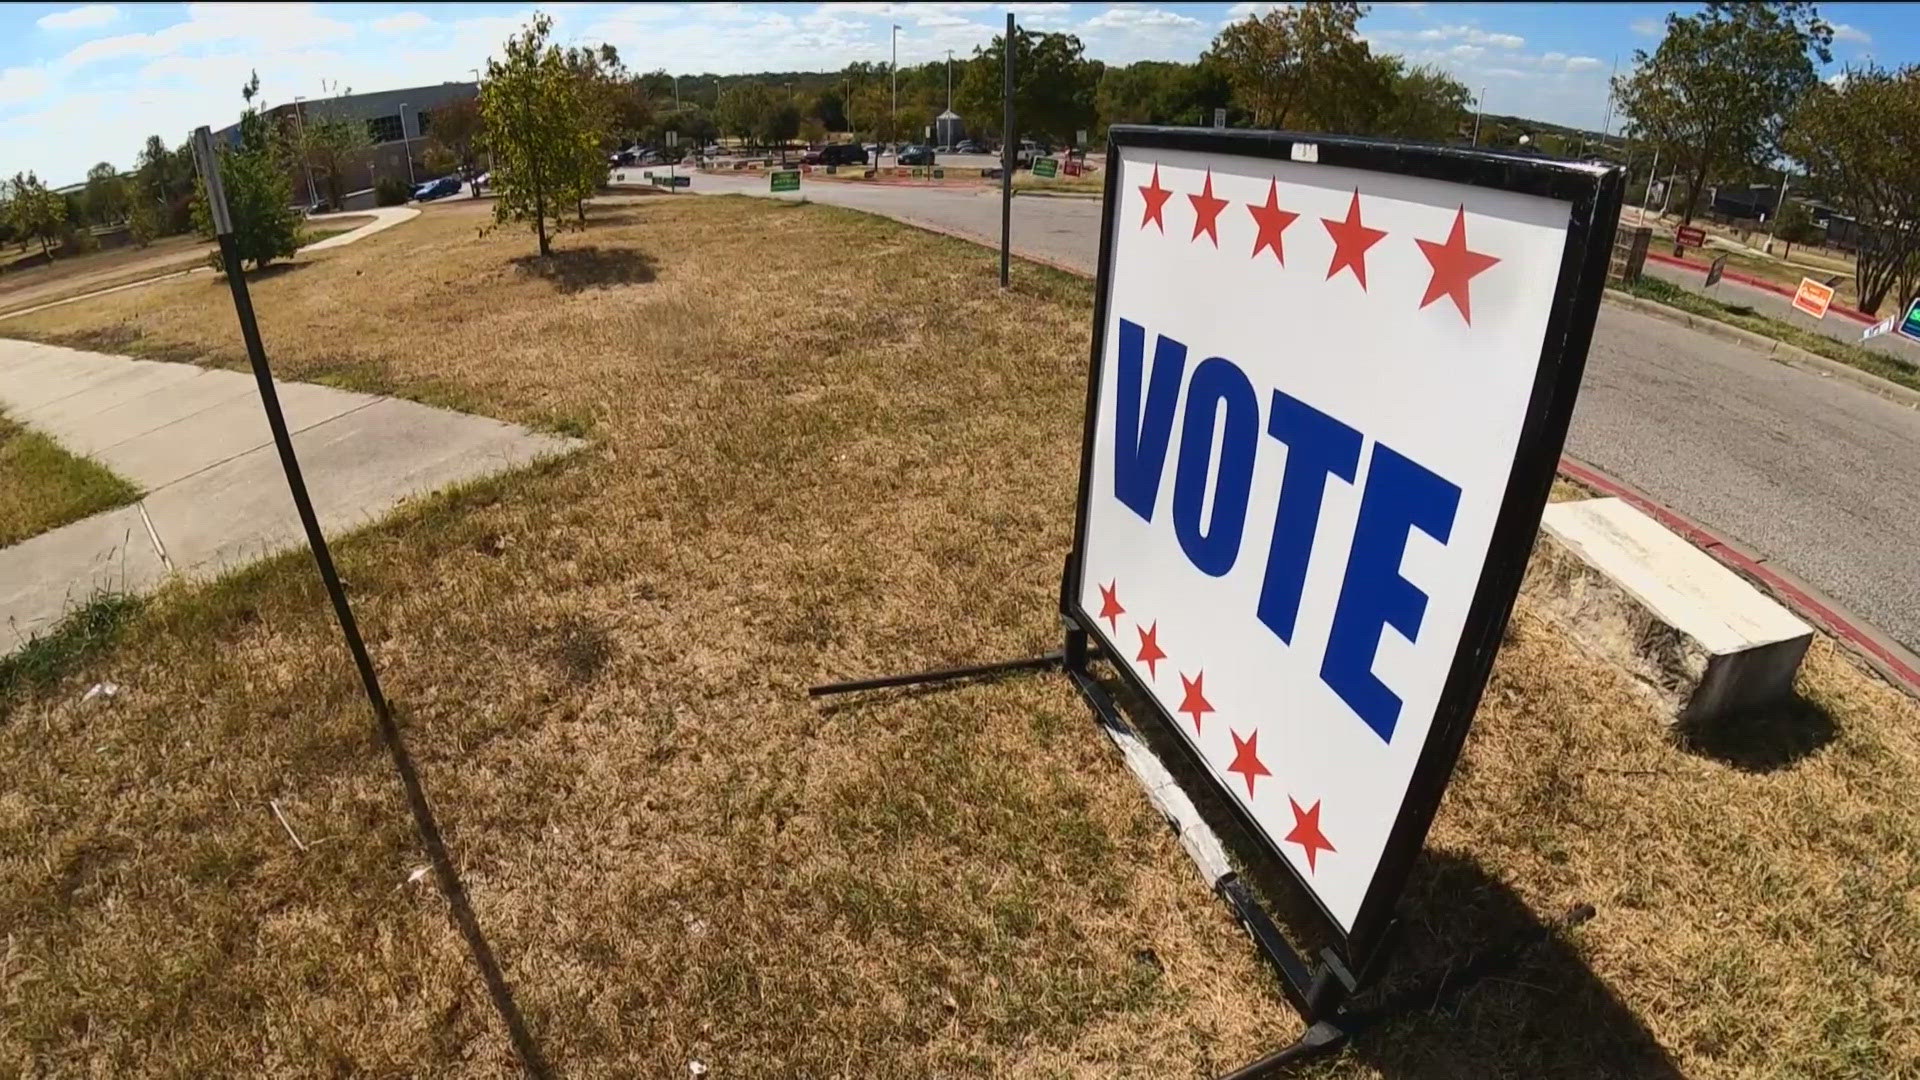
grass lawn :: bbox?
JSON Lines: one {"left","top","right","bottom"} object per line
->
{"left": 1620, "top": 275, "right": 1920, "bottom": 393}
{"left": 0, "top": 234, "right": 213, "bottom": 317}
{"left": 1, "top": 196, "right": 1916, "bottom": 1077}
{"left": 0, "top": 412, "right": 140, "bottom": 547}
{"left": 1014, "top": 171, "right": 1107, "bottom": 195}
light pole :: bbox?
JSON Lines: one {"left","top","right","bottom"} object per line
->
{"left": 1471, "top": 86, "right": 1485, "bottom": 146}
{"left": 846, "top": 76, "right": 854, "bottom": 137}
{"left": 1640, "top": 147, "right": 1659, "bottom": 221}
{"left": 946, "top": 49, "right": 953, "bottom": 111}
{"left": 470, "top": 68, "right": 480, "bottom": 85}
{"left": 399, "top": 102, "right": 417, "bottom": 185}
{"left": 891, "top": 23, "right": 900, "bottom": 151}
{"left": 291, "top": 95, "right": 318, "bottom": 209}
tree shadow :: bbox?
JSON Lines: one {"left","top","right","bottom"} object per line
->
{"left": 1673, "top": 692, "right": 1836, "bottom": 773}
{"left": 509, "top": 245, "right": 656, "bottom": 293}
{"left": 1083, "top": 662, "right": 1684, "bottom": 1079}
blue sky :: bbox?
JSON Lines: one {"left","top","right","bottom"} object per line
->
{"left": 1, "top": 2, "right": 1902, "bottom": 187}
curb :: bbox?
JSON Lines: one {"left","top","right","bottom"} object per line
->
{"left": 1560, "top": 454, "right": 1920, "bottom": 698}
{"left": 813, "top": 200, "right": 1920, "bottom": 699}
{"left": 1602, "top": 290, "right": 1920, "bottom": 410}
{"left": 1644, "top": 249, "right": 1874, "bottom": 324}
{"left": 1014, "top": 189, "right": 1104, "bottom": 200}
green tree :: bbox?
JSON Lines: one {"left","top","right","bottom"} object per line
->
{"left": 1097, "top": 60, "right": 1226, "bottom": 132}
{"left": 297, "top": 112, "right": 372, "bottom": 208}
{"left": 1205, "top": 2, "right": 1376, "bottom": 131}
{"left": 955, "top": 29, "right": 1101, "bottom": 143}
{"left": 83, "top": 162, "right": 129, "bottom": 227}
{"left": 423, "top": 97, "right": 486, "bottom": 194}
{"left": 1769, "top": 198, "right": 1819, "bottom": 257}
{"left": 193, "top": 70, "right": 301, "bottom": 271}
{"left": 134, "top": 134, "right": 196, "bottom": 236}
{"left": 480, "top": 12, "right": 600, "bottom": 256}
{"left": 1614, "top": 2, "right": 1832, "bottom": 226}
{"left": 1784, "top": 64, "right": 1920, "bottom": 313}
{"left": 716, "top": 81, "right": 774, "bottom": 144}
{"left": 1368, "top": 59, "right": 1475, "bottom": 141}
{"left": 8, "top": 171, "right": 66, "bottom": 258}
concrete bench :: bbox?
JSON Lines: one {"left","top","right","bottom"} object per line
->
{"left": 1531, "top": 497, "right": 1812, "bottom": 722}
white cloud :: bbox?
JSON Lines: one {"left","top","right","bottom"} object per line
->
{"left": 370, "top": 12, "right": 433, "bottom": 34}
{"left": 1629, "top": 17, "right": 1662, "bottom": 37}
{"left": 1831, "top": 22, "right": 1870, "bottom": 45}
{"left": 36, "top": 4, "right": 122, "bottom": 31}
{"left": 60, "top": 3, "right": 357, "bottom": 70}
{"left": 1224, "top": 1, "right": 1285, "bottom": 20}
{"left": 1085, "top": 7, "right": 1203, "bottom": 31}
{"left": 0, "top": 66, "right": 53, "bottom": 105}
{"left": 1372, "top": 24, "right": 1524, "bottom": 49}
{"left": 1450, "top": 44, "right": 1484, "bottom": 61}
{"left": 1562, "top": 55, "right": 1604, "bottom": 71}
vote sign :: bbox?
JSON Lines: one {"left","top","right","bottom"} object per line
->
{"left": 1068, "top": 127, "right": 1618, "bottom": 956}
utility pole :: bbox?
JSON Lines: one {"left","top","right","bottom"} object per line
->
{"left": 1471, "top": 86, "right": 1485, "bottom": 146}
{"left": 891, "top": 24, "right": 901, "bottom": 151}
{"left": 847, "top": 76, "right": 854, "bottom": 137}
{"left": 946, "top": 49, "right": 953, "bottom": 110}
{"left": 1766, "top": 168, "right": 1792, "bottom": 251}
{"left": 399, "top": 102, "right": 417, "bottom": 185}
{"left": 1641, "top": 146, "right": 1659, "bottom": 221}
{"left": 1000, "top": 13, "right": 1015, "bottom": 289}
{"left": 674, "top": 74, "right": 680, "bottom": 111}
{"left": 291, "top": 95, "right": 318, "bottom": 208}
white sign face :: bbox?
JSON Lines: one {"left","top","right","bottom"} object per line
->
{"left": 1076, "top": 143, "right": 1574, "bottom": 932}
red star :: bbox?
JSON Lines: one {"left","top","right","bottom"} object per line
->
{"left": 1177, "top": 671, "right": 1214, "bottom": 734}
{"left": 1321, "top": 188, "right": 1387, "bottom": 290}
{"left": 1188, "top": 169, "right": 1228, "bottom": 246}
{"left": 1416, "top": 205, "right": 1501, "bottom": 325}
{"left": 1284, "top": 797, "right": 1336, "bottom": 873}
{"left": 1097, "top": 580, "right": 1125, "bottom": 632}
{"left": 1139, "top": 164, "right": 1172, "bottom": 233}
{"left": 1246, "top": 179, "right": 1299, "bottom": 264}
{"left": 1134, "top": 621, "right": 1166, "bottom": 680}
{"left": 1226, "top": 728, "right": 1270, "bottom": 798}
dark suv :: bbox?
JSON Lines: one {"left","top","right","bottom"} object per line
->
{"left": 818, "top": 143, "right": 868, "bottom": 166}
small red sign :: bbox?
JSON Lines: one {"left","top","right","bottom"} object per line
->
{"left": 1675, "top": 225, "right": 1706, "bottom": 248}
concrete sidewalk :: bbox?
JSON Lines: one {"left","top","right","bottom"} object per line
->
{"left": 1, "top": 338, "right": 578, "bottom": 646}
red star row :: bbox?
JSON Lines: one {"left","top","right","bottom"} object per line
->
{"left": 1135, "top": 164, "right": 1501, "bottom": 326}
{"left": 1097, "top": 579, "right": 1336, "bottom": 872}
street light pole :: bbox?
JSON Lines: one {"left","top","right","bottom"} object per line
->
{"left": 291, "top": 95, "right": 318, "bottom": 209}
{"left": 1471, "top": 86, "right": 1485, "bottom": 146}
{"left": 891, "top": 23, "right": 900, "bottom": 149}
{"left": 946, "top": 49, "right": 953, "bottom": 111}
{"left": 399, "top": 102, "right": 417, "bottom": 185}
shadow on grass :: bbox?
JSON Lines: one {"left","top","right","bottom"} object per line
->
{"left": 1674, "top": 692, "right": 1836, "bottom": 773}
{"left": 1080, "top": 662, "right": 1684, "bottom": 1079}
{"left": 510, "top": 245, "right": 656, "bottom": 292}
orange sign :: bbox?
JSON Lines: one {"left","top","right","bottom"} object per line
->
{"left": 1791, "top": 277, "right": 1835, "bottom": 320}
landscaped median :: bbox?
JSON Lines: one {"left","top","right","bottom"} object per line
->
{"left": 1611, "top": 275, "right": 1920, "bottom": 403}
{"left": 0, "top": 195, "right": 1916, "bottom": 1076}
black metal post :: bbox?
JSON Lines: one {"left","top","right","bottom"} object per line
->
{"left": 1000, "top": 12, "right": 1015, "bottom": 289}
{"left": 188, "top": 126, "right": 547, "bottom": 1079}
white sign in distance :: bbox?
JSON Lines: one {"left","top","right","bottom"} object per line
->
{"left": 1071, "top": 129, "right": 1614, "bottom": 946}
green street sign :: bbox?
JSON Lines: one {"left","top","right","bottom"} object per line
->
{"left": 1032, "top": 156, "right": 1059, "bottom": 179}
{"left": 770, "top": 170, "right": 800, "bottom": 193}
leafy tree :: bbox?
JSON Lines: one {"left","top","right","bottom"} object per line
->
{"left": 424, "top": 97, "right": 487, "bottom": 194}
{"left": 955, "top": 30, "right": 1101, "bottom": 143}
{"left": 716, "top": 81, "right": 774, "bottom": 144}
{"left": 1784, "top": 64, "right": 1920, "bottom": 313}
{"left": 8, "top": 171, "right": 66, "bottom": 258}
{"left": 1206, "top": 2, "right": 1375, "bottom": 131}
{"left": 134, "top": 134, "right": 196, "bottom": 235}
{"left": 1368, "top": 59, "right": 1475, "bottom": 141}
{"left": 1614, "top": 2, "right": 1832, "bottom": 226}
{"left": 297, "top": 112, "right": 372, "bottom": 208}
{"left": 765, "top": 101, "right": 801, "bottom": 160}
{"left": 1097, "top": 60, "right": 1226, "bottom": 132}
{"left": 83, "top": 162, "right": 129, "bottom": 227}
{"left": 192, "top": 70, "right": 302, "bottom": 271}
{"left": 813, "top": 88, "right": 847, "bottom": 133}
{"left": 480, "top": 12, "right": 601, "bottom": 256}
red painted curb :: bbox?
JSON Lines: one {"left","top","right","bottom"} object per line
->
{"left": 1644, "top": 249, "right": 1874, "bottom": 325}
{"left": 1559, "top": 454, "right": 1920, "bottom": 695}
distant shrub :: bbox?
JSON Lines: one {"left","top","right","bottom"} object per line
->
{"left": 375, "top": 176, "right": 411, "bottom": 207}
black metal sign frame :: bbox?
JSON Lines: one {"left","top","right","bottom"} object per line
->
{"left": 1063, "top": 125, "right": 1622, "bottom": 972}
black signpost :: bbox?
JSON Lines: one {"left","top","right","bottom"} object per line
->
{"left": 813, "top": 126, "right": 1623, "bottom": 1073}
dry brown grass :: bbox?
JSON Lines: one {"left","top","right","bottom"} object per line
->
{"left": 1, "top": 196, "right": 1915, "bottom": 1078}
{"left": 0, "top": 234, "right": 212, "bottom": 317}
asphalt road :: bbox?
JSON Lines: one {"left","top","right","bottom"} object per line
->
{"left": 691, "top": 170, "right": 1920, "bottom": 652}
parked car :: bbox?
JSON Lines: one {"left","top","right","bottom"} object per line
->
{"left": 818, "top": 143, "right": 868, "bottom": 166}
{"left": 896, "top": 144, "right": 936, "bottom": 166}
{"left": 610, "top": 148, "right": 637, "bottom": 166}
{"left": 955, "top": 139, "right": 985, "bottom": 154}
{"left": 412, "top": 175, "right": 461, "bottom": 201}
